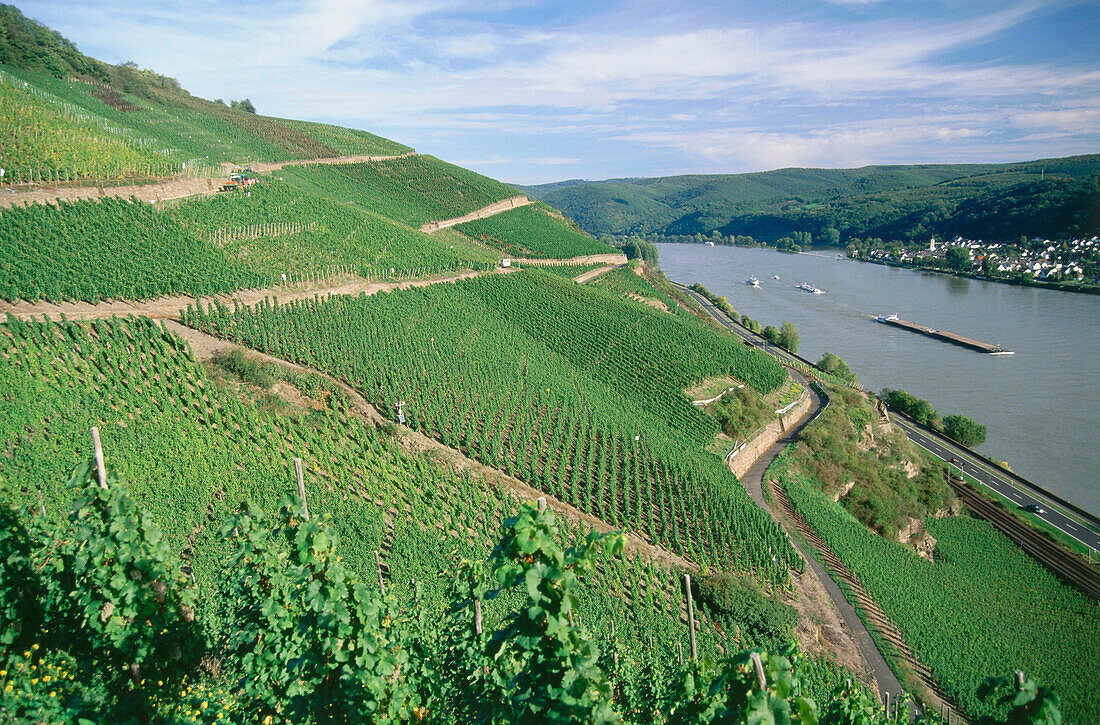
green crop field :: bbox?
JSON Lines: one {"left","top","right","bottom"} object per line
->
{"left": 0, "top": 63, "right": 415, "bottom": 186}
{"left": 183, "top": 271, "right": 797, "bottom": 583}
{"left": 455, "top": 203, "right": 614, "bottom": 258}
{"left": 0, "top": 314, "right": 831, "bottom": 722}
{"left": 0, "top": 180, "right": 498, "bottom": 302}
{"left": 768, "top": 449, "right": 1100, "bottom": 723}
{"left": 281, "top": 155, "right": 522, "bottom": 227}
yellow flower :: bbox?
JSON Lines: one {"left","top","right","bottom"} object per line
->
{"left": 31, "top": 644, "right": 38, "bottom": 651}
{"left": 49, "top": 691, "right": 57, "bottom": 698}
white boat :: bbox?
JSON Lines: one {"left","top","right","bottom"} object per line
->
{"left": 745, "top": 276, "right": 761, "bottom": 287}
{"left": 797, "top": 282, "right": 824, "bottom": 294}
{"left": 705, "top": 241, "right": 715, "bottom": 247}
{"left": 772, "top": 275, "right": 780, "bottom": 280}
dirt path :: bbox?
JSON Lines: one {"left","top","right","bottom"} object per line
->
{"left": 0, "top": 269, "right": 494, "bottom": 322}
{"left": 0, "top": 176, "right": 227, "bottom": 209}
{"left": 252, "top": 151, "right": 415, "bottom": 172}
{"left": 166, "top": 320, "right": 693, "bottom": 572}
{"left": 574, "top": 263, "right": 624, "bottom": 284}
{"left": 0, "top": 152, "right": 417, "bottom": 209}
{"left": 419, "top": 195, "right": 532, "bottom": 233}
{"left": 516, "top": 253, "right": 628, "bottom": 266}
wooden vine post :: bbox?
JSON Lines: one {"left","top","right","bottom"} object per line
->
{"left": 294, "top": 457, "right": 309, "bottom": 518}
{"left": 683, "top": 573, "right": 697, "bottom": 661}
{"left": 375, "top": 550, "right": 386, "bottom": 595}
{"left": 750, "top": 651, "right": 766, "bottom": 690}
{"left": 474, "top": 599, "right": 483, "bottom": 636}
{"left": 91, "top": 426, "right": 107, "bottom": 490}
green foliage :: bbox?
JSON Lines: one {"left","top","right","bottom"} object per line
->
{"left": 769, "top": 449, "right": 1100, "bottom": 723}
{"left": 530, "top": 156, "right": 1100, "bottom": 243}
{"left": 816, "top": 353, "right": 858, "bottom": 385}
{"left": 941, "top": 414, "right": 987, "bottom": 448}
{"left": 220, "top": 497, "right": 426, "bottom": 721}
{"left": 695, "top": 573, "right": 797, "bottom": 648}
{"left": 0, "top": 5, "right": 110, "bottom": 80}
{"left": 881, "top": 389, "right": 939, "bottom": 429}
{"left": 709, "top": 387, "right": 773, "bottom": 442}
{"left": 664, "top": 645, "right": 818, "bottom": 724}
{"left": 456, "top": 204, "right": 613, "bottom": 259}
{"left": 622, "top": 238, "right": 659, "bottom": 263}
{"left": 793, "top": 388, "right": 953, "bottom": 538}
{"left": 945, "top": 247, "right": 971, "bottom": 272}
{"left": 977, "top": 673, "right": 1062, "bottom": 725}
{"left": 283, "top": 155, "right": 522, "bottom": 227}
{"left": 486, "top": 501, "right": 625, "bottom": 723}
{"left": 778, "top": 321, "right": 800, "bottom": 354}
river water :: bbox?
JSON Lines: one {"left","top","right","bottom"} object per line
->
{"left": 655, "top": 243, "right": 1100, "bottom": 515}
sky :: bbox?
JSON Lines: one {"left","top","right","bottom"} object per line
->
{"left": 16, "top": 0, "right": 1100, "bottom": 184}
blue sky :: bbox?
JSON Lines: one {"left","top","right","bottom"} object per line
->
{"left": 16, "top": 0, "right": 1100, "bottom": 183}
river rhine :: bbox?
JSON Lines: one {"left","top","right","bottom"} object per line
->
{"left": 655, "top": 243, "right": 1099, "bottom": 515}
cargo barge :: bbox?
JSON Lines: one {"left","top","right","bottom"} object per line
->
{"left": 876, "top": 314, "right": 1014, "bottom": 355}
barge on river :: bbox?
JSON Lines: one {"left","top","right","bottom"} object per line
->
{"left": 876, "top": 314, "right": 1014, "bottom": 355}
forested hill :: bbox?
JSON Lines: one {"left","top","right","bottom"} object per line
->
{"left": 523, "top": 155, "right": 1100, "bottom": 244}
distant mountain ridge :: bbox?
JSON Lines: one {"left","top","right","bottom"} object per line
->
{"left": 523, "top": 155, "right": 1100, "bottom": 244}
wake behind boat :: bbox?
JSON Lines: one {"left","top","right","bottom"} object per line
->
{"left": 745, "top": 276, "right": 761, "bottom": 287}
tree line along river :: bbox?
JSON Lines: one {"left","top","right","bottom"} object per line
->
{"left": 655, "top": 242, "right": 1100, "bottom": 516}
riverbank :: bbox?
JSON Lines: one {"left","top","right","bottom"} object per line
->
{"left": 655, "top": 242, "right": 1100, "bottom": 514}
{"left": 842, "top": 253, "right": 1100, "bottom": 295}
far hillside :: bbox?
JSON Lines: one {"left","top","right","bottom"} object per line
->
{"left": 525, "top": 155, "right": 1100, "bottom": 244}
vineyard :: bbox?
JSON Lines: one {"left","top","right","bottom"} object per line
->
{"left": 591, "top": 263, "right": 699, "bottom": 320}
{"left": 0, "top": 68, "right": 187, "bottom": 184}
{"left": 768, "top": 448, "right": 1100, "bottom": 723}
{"left": 0, "top": 314, "right": 871, "bottom": 723}
{"left": 454, "top": 203, "right": 614, "bottom": 258}
{"left": 271, "top": 117, "right": 413, "bottom": 157}
{"left": 0, "top": 65, "right": 416, "bottom": 186}
{"left": 0, "top": 181, "right": 497, "bottom": 302}
{"left": 182, "top": 271, "right": 798, "bottom": 583}
{"left": 281, "top": 155, "right": 523, "bottom": 227}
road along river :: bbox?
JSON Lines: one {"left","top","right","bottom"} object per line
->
{"left": 656, "top": 243, "right": 1100, "bottom": 517}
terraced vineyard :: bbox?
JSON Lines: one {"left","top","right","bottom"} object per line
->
{"left": 0, "top": 68, "right": 187, "bottom": 183}
{"left": 183, "top": 271, "right": 799, "bottom": 583}
{"left": 281, "top": 155, "right": 522, "bottom": 227}
{"left": 0, "top": 64, "right": 414, "bottom": 186}
{"left": 0, "top": 314, "right": 789, "bottom": 717}
{"left": 768, "top": 448, "right": 1100, "bottom": 723}
{"left": 0, "top": 180, "right": 495, "bottom": 302}
{"left": 455, "top": 203, "right": 614, "bottom": 258}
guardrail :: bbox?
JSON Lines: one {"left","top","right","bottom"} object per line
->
{"left": 888, "top": 408, "right": 1100, "bottom": 532}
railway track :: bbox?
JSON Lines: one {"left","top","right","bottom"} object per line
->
{"left": 948, "top": 476, "right": 1100, "bottom": 600}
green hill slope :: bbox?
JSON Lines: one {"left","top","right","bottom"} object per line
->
{"left": 526, "top": 156, "right": 1100, "bottom": 243}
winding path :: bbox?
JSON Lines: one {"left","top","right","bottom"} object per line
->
{"left": 684, "top": 289, "right": 968, "bottom": 720}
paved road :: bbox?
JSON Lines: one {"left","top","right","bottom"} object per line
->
{"left": 678, "top": 283, "right": 912, "bottom": 704}
{"left": 737, "top": 376, "right": 908, "bottom": 704}
{"left": 674, "top": 280, "right": 1100, "bottom": 558}
{"left": 891, "top": 417, "right": 1100, "bottom": 553}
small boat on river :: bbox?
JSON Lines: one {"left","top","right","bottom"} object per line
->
{"left": 797, "top": 282, "right": 824, "bottom": 294}
{"left": 746, "top": 276, "right": 761, "bottom": 287}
